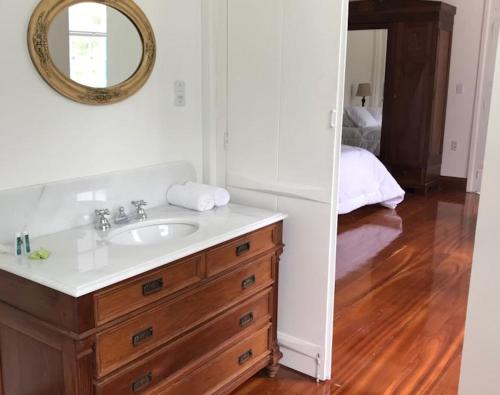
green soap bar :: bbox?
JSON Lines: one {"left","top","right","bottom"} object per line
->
{"left": 28, "top": 252, "right": 41, "bottom": 260}
{"left": 28, "top": 249, "right": 51, "bottom": 260}
{"left": 38, "top": 249, "right": 51, "bottom": 259}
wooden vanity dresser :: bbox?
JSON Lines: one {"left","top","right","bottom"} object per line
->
{"left": 0, "top": 222, "right": 284, "bottom": 395}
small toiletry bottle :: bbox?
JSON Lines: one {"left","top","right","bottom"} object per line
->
{"left": 23, "top": 231, "right": 31, "bottom": 254}
{"left": 15, "top": 233, "right": 23, "bottom": 256}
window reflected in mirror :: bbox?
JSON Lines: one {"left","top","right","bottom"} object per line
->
{"left": 69, "top": 3, "right": 108, "bottom": 87}
{"left": 49, "top": 2, "right": 143, "bottom": 89}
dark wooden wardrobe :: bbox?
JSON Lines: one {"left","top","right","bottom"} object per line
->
{"left": 349, "top": 0, "right": 456, "bottom": 192}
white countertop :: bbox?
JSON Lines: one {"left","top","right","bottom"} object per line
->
{"left": 0, "top": 204, "right": 286, "bottom": 297}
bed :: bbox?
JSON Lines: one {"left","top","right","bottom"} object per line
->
{"left": 342, "top": 106, "right": 382, "bottom": 156}
{"left": 339, "top": 145, "right": 405, "bottom": 214}
{"left": 342, "top": 126, "right": 381, "bottom": 156}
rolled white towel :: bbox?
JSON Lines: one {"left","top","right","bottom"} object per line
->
{"left": 185, "top": 182, "right": 231, "bottom": 207}
{"left": 167, "top": 185, "right": 215, "bottom": 212}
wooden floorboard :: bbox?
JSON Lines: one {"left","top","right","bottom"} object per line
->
{"left": 232, "top": 191, "right": 479, "bottom": 394}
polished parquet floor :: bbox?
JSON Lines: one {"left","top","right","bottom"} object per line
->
{"left": 233, "top": 191, "right": 479, "bottom": 395}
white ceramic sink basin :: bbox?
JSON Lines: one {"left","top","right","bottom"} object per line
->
{"left": 107, "top": 220, "right": 199, "bottom": 246}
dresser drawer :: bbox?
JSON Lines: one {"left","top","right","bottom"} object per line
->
{"left": 94, "top": 255, "right": 205, "bottom": 325}
{"left": 206, "top": 224, "right": 278, "bottom": 277}
{"left": 156, "top": 325, "right": 271, "bottom": 395}
{"left": 95, "top": 290, "right": 272, "bottom": 395}
{"left": 95, "top": 255, "right": 274, "bottom": 377}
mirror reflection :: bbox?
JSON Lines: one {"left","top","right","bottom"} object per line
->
{"left": 48, "top": 2, "right": 143, "bottom": 88}
{"left": 342, "top": 29, "right": 388, "bottom": 156}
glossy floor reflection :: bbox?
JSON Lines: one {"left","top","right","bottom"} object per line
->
{"left": 336, "top": 210, "right": 403, "bottom": 280}
{"left": 233, "top": 191, "right": 479, "bottom": 395}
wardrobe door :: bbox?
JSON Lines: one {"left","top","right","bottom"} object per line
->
{"left": 426, "top": 28, "right": 453, "bottom": 184}
{"left": 382, "top": 21, "right": 436, "bottom": 187}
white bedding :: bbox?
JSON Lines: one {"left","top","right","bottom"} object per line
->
{"left": 339, "top": 145, "right": 405, "bottom": 214}
{"left": 342, "top": 126, "right": 381, "bottom": 156}
{"left": 342, "top": 106, "right": 382, "bottom": 156}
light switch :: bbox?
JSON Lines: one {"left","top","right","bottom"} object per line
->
{"left": 456, "top": 83, "right": 464, "bottom": 95}
{"left": 175, "top": 80, "right": 186, "bottom": 91}
{"left": 174, "top": 80, "right": 186, "bottom": 107}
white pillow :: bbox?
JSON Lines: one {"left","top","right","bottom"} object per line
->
{"left": 367, "top": 107, "right": 383, "bottom": 125}
{"left": 343, "top": 108, "right": 356, "bottom": 127}
{"left": 346, "top": 106, "right": 379, "bottom": 128}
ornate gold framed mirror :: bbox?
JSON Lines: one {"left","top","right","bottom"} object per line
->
{"left": 28, "top": 0, "right": 156, "bottom": 105}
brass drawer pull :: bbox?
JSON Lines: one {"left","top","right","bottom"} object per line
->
{"left": 239, "top": 312, "right": 254, "bottom": 328}
{"left": 132, "top": 372, "right": 152, "bottom": 393}
{"left": 142, "top": 278, "right": 164, "bottom": 296}
{"left": 132, "top": 327, "right": 153, "bottom": 347}
{"left": 239, "top": 349, "right": 253, "bottom": 365}
{"left": 236, "top": 242, "right": 251, "bottom": 256}
{"left": 241, "top": 275, "right": 256, "bottom": 290}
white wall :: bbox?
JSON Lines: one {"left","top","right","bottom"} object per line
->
{"left": 459, "top": 33, "right": 500, "bottom": 395}
{"left": 441, "top": 0, "right": 486, "bottom": 178}
{"left": 344, "top": 29, "right": 387, "bottom": 108}
{"left": 0, "top": 0, "right": 203, "bottom": 192}
{"left": 345, "top": 30, "right": 375, "bottom": 106}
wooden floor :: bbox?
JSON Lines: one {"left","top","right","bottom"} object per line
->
{"left": 233, "top": 191, "right": 479, "bottom": 395}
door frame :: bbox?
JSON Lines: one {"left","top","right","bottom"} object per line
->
{"left": 467, "top": 0, "right": 500, "bottom": 192}
{"left": 202, "top": 0, "right": 228, "bottom": 187}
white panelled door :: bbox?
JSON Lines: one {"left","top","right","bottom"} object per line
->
{"left": 225, "top": 0, "right": 347, "bottom": 380}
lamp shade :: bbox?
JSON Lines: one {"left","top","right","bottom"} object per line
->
{"left": 356, "top": 83, "right": 372, "bottom": 97}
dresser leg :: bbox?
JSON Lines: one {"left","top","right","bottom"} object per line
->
{"left": 266, "top": 345, "right": 283, "bottom": 378}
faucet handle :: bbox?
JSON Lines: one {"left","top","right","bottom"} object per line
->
{"left": 131, "top": 200, "right": 147, "bottom": 208}
{"left": 131, "top": 200, "right": 148, "bottom": 221}
{"left": 95, "top": 209, "right": 110, "bottom": 217}
{"left": 94, "top": 209, "right": 112, "bottom": 231}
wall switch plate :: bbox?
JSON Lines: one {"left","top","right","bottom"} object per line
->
{"left": 451, "top": 141, "right": 458, "bottom": 151}
{"left": 456, "top": 83, "right": 464, "bottom": 94}
{"left": 175, "top": 94, "right": 186, "bottom": 107}
{"left": 174, "top": 80, "right": 186, "bottom": 107}
{"left": 175, "top": 80, "right": 186, "bottom": 91}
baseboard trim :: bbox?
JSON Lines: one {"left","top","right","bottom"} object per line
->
{"left": 440, "top": 176, "right": 467, "bottom": 192}
{"left": 278, "top": 331, "right": 325, "bottom": 381}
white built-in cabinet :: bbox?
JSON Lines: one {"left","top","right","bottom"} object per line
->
{"left": 206, "top": 0, "right": 348, "bottom": 380}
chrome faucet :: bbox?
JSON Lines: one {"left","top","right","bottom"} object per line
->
{"left": 114, "top": 206, "right": 131, "bottom": 225}
{"left": 95, "top": 209, "right": 112, "bottom": 232}
{"left": 132, "top": 200, "right": 148, "bottom": 221}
